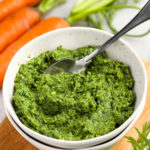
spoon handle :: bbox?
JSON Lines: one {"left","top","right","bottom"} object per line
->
{"left": 82, "top": 0, "right": 150, "bottom": 63}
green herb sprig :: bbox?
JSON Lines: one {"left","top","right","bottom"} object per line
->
{"left": 126, "top": 123, "right": 150, "bottom": 150}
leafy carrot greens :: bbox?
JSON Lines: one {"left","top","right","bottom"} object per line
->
{"left": 38, "top": 0, "right": 67, "bottom": 14}
{"left": 67, "top": 0, "right": 150, "bottom": 37}
{"left": 38, "top": 0, "right": 150, "bottom": 37}
{"left": 67, "top": 0, "right": 115, "bottom": 25}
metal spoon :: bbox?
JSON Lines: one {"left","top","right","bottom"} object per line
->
{"left": 45, "top": 0, "right": 150, "bottom": 75}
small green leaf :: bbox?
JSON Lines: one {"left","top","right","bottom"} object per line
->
{"left": 126, "top": 122, "right": 150, "bottom": 150}
{"left": 126, "top": 136, "right": 141, "bottom": 149}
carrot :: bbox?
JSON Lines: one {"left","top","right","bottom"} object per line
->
{"left": 0, "top": 0, "right": 40, "bottom": 22}
{"left": 0, "top": 17, "right": 70, "bottom": 87}
{"left": 0, "top": 7, "right": 40, "bottom": 53}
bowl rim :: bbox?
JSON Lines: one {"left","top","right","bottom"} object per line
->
{"left": 3, "top": 27, "right": 147, "bottom": 146}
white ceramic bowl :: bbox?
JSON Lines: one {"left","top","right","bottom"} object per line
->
{"left": 3, "top": 27, "right": 147, "bottom": 149}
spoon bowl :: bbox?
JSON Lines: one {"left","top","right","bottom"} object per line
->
{"left": 45, "top": 56, "right": 91, "bottom": 74}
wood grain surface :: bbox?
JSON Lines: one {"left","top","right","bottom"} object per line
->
{"left": 0, "top": 60, "right": 150, "bottom": 150}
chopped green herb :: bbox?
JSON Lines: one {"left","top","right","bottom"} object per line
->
{"left": 13, "top": 46, "right": 135, "bottom": 141}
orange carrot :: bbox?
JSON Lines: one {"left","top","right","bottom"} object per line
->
{"left": 0, "top": 0, "right": 40, "bottom": 21}
{"left": 0, "top": 7, "right": 40, "bottom": 53}
{"left": 0, "top": 17, "right": 70, "bottom": 87}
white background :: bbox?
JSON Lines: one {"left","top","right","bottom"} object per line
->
{"left": 0, "top": 0, "right": 150, "bottom": 124}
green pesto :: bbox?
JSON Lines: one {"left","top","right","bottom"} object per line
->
{"left": 13, "top": 46, "right": 135, "bottom": 141}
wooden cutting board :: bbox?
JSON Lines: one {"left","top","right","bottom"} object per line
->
{"left": 0, "top": 60, "right": 150, "bottom": 150}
